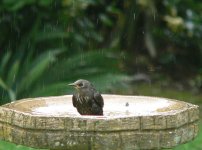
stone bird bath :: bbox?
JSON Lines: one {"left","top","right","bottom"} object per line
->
{"left": 0, "top": 95, "right": 199, "bottom": 150}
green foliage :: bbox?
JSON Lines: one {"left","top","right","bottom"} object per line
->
{"left": 0, "top": 49, "right": 63, "bottom": 104}
{"left": 29, "top": 50, "right": 126, "bottom": 97}
{"left": 0, "top": 0, "right": 119, "bottom": 55}
{"left": 100, "top": 0, "right": 202, "bottom": 78}
{"left": 0, "top": 50, "right": 126, "bottom": 104}
{"left": 1, "top": 0, "right": 202, "bottom": 78}
{"left": 0, "top": 0, "right": 126, "bottom": 104}
{"left": 154, "top": 0, "right": 202, "bottom": 70}
{"left": 0, "top": 140, "right": 45, "bottom": 150}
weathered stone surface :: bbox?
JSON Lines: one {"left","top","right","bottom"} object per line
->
{"left": 12, "top": 112, "right": 24, "bottom": 127}
{"left": 0, "top": 108, "right": 14, "bottom": 124}
{"left": 0, "top": 95, "right": 199, "bottom": 150}
{"left": 92, "top": 132, "right": 122, "bottom": 150}
{"left": 23, "top": 115, "right": 35, "bottom": 128}
{"left": 188, "top": 106, "right": 200, "bottom": 122}
{"left": 154, "top": 115, "right": 167, "bottom": 129}
{"left": 35, "top": 117, "right": 66, "bottom": 130}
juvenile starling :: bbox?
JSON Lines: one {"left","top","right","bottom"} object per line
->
{"left": 68, "top": 79, "right": 104, "bottom": 115}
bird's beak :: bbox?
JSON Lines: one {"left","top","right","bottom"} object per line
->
{"left": 68, "top": 83, "right": 79, "bottom": 89}
{"left": 68, "top": 83, "right": 76, "bottom": 86}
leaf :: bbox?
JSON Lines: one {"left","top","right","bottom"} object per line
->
{"left": 0, "top": 77, "right": 16, "bottom": 101}
{"left": 99, "top": 14, "right": 113, "bottom": 26}
{"left": 34, "top": 32, "right": 71, "bottom": 42}
{"left": 0, "top": 77, "right": 8, "bottom": 90}
{"left": 3, "top": 0, "right": 35, "bottom": 11}
{"left": 8, "top": 89, "right": 16, "bottom": 101}
{"left": 7, "top": 60, "right": 20, "bottom": 87}
{"left": 18, "top": 50, "right": 61, "bottom": 93}
{"left": 0, "top": 51, "right": 11, "bottom": 74}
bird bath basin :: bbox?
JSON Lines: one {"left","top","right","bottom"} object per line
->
{"left": 0, "top": 95, "right": 199, "bottom": 150}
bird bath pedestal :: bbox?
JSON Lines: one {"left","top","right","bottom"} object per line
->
{"left": 0, "top": 95, "right": 199, "bottom": 150}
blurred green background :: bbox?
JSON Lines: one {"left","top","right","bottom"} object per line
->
{"left": 0, "top": 0, "right": 202, "bottom": 149}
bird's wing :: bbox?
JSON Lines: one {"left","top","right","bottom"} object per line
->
{"left": 72, "top": 93, "right": 77, "bottom": 107}
{"left": 93, "top": 92, "right": 104, "bottom": 108}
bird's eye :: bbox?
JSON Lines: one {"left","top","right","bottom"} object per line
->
{"left": 78, "top": 83, "right": 83, "bottom": 87}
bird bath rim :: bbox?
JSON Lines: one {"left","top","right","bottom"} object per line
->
{"left": 0, "top": 94, "right": 199, "bottom": 150}
{"left": 2, "top": 94, "right": 192, "bottom": 119}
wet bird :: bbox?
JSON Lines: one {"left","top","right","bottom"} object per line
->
{"left": 68, "top": 79, "right": 104, "bottom": 115}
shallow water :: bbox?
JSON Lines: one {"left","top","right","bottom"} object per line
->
{"left": 26, "top": 95, "right": 186, "bottom": 118}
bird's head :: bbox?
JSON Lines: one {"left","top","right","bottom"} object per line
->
{"left": 68, "top": 79, "right": 94, "bottom": 92}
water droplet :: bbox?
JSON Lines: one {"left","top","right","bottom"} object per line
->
{"left": 125, "top": 102, "right": 129, "bottom": 107}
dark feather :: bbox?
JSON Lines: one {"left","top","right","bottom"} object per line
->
{"left": 93, "top": 92, "right": 104, "bottom": 108}
{"left": 72, "top": 93, "right": 77, "bottom": 107}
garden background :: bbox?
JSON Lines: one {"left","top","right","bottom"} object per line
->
{"left": 0, "top": 0, "right": 202, "bottom": 149}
